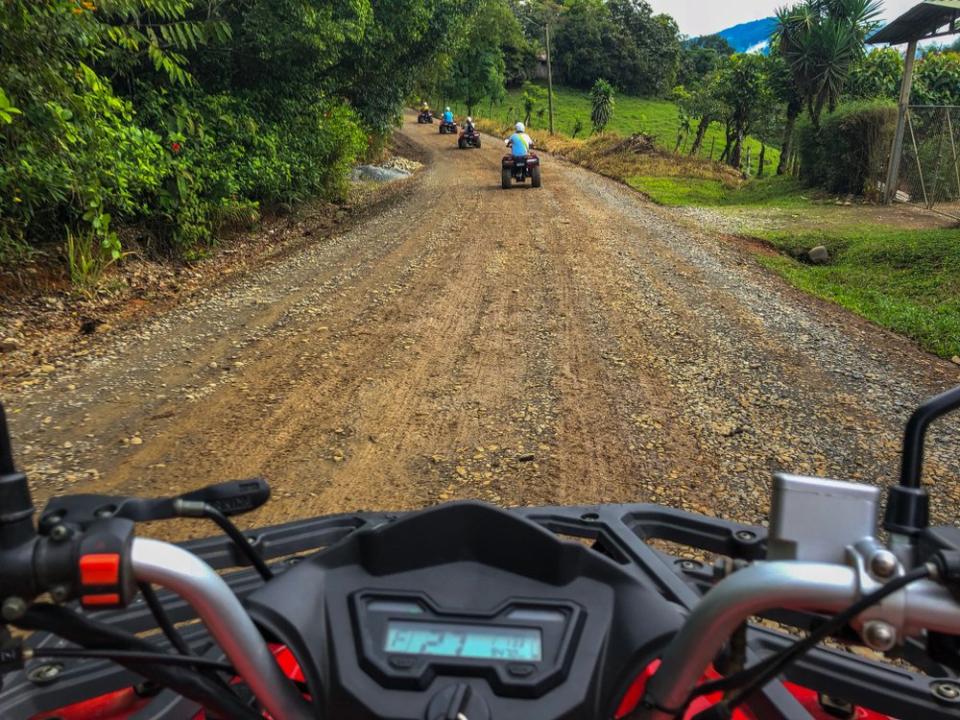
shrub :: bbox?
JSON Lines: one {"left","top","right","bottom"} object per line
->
{"left": 797, "top": 100, "right": 896, "bottom": 196}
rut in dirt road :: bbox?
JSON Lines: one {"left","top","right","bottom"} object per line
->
{"left": 4, "top": 115, "right": 960, "bottom": 539}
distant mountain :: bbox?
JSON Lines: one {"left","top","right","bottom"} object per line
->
{"left": 713, "top": 17, "right": 777, "bottom": 54}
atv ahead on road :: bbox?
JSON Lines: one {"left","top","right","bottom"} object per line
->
{"left": 502, "top": 153, "right": 541, "bottom": 189}
{"left": 417, "top": 109, "right": 434, "bottom": 124}
{"left": 3, "top": 386, "right": 960, "bottom": 720}
{"left": 458, "top": 127, "right": 481, "bottom": 149}
{"left": 439, "top": 119, "right": 458, "bottom": 135}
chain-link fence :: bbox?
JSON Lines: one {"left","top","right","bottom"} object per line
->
{"left": 894, "top": 106, "right": 960, "bottom": 220}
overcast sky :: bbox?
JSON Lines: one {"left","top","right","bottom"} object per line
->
{"left": 646, "top": 0, "right": 920, "bottom": 38}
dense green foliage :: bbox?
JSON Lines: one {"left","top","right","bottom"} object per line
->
{"left": 796, "top": 100, "right": 896, "bottom": 196}
{"left": 847, "top": 47, "right": 960, "bottom": 106}
{"left": 552, "top": 0, "right": 681, "bottom": 96}
{"left": 1, "top": 0, "right": 472, "bottom": 269}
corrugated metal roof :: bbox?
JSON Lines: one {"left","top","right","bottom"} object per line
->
{"left": 868, "top": 0, "right": 960, "bottom": 44}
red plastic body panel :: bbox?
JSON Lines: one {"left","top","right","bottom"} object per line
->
{"left": 34, "top": 649, "right": 897, "bottom": 720}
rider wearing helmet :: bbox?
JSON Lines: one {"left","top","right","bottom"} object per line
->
{"left": 442, "top": 107, "right": 454, "bottom": 124}
{"left": 465, "top": 116, "right": 475, "bottom": 133}
{"left": 505, "top": 122, "right": 533, "bottom": 158}
{"left": 420, "top": 100, "right": 430, "bottom": 112}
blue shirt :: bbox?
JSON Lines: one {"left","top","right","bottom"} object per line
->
{"left": 506, "top": 132, "right": 532, "bottom": 157}
{"left": 443, "top": 111, "right": 454, "bottom": 123}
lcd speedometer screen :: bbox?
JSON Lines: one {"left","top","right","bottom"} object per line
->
{"left": 384, "top": 620, "right": 542, "bottom": 661}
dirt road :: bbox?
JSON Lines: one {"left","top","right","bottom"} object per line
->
{"left": 4, "top": 117, "right": 960, "bottom": 537}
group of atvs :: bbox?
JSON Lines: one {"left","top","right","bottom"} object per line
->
{"left": 417, "top": 106, "right": 541, "bottom": 189}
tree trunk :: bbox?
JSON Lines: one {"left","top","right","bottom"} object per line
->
{"left": 719, "top": 122, "right": 733, "bottom": 163}
{"left": 729, "top": 125, "right": 745, "bottom": 170}
{"left": 689, "top": 116, "right": 710, "bottom": 156}
{"left": 758, "top": 143, "right": 766, "bottom": 178}
{"left": 777, "top": 108, "right": 798, "bottom": 176}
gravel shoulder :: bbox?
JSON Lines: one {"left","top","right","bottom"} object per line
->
{"left": 2, "top": 115, "right": 958, "bottom": 540}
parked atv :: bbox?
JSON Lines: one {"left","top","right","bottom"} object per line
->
{"left": 458, "top": 127, "right": 481, "bottom": 149}
{"left": 502, "top": 153, "right": 541, "bottom": 189}
{"left": 417, "top": 109, "right": 434, "bottom": 124}
{"left": 439, "top": 119, "right": 458, "bottom": 135}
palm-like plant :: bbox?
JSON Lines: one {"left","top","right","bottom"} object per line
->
{"left": 773, "top": 0, "right": 883, "bottom": 128}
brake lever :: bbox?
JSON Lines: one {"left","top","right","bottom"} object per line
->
{"left": 38, "top": 477, "right": 270, "bottom": 533}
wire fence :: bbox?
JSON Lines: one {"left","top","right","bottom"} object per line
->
{"left": 895, "top": 106, "right": 960, "bottom": 220}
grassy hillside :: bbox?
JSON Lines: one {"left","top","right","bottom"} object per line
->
{"left": 440, "top": 84, "right": 779, "bottom": 177}
{"left": 758, "top": 226, "right": 960, "bottom": 358}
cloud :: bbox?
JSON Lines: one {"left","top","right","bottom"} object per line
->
{"left": 646, "top": 0, "right": 923, "bottom": 38}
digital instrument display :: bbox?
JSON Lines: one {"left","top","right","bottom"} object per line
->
{"left": 384, "top": 620, "right": 542, "bottom": 661}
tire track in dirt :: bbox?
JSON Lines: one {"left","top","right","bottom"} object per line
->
{"left": 3, "top": 114, "right": 958, "bottom": 539}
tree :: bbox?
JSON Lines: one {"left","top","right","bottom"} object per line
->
{"left": 913, "top": 50, "right": 960, "bottom": 106}
{"left": 714, "top": 54, "right": 771, "bottom": 170}
{"left": 590, "top": 78, "right": 615, "bottom": 134}
{"left": 678, "top": 34, "right": 735, "bottom": 88}
{"left": 552, "top": 0, "right": 681, "bottom": 96}
{"left": 846, "top": 47, "right": 904, "bottom": 101}
{"left": 766, "top": 55, "right": 804, "bottom": 174}
{"left": 678, "top": 77, "right": 724, "bottom": 157}
{"left": 774, "top": 0, "right": 883, "bottom": 128}
{"left": 443, "top": 0, "right": 523, "bottom": 114}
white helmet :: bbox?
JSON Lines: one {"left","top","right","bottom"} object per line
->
{"left": 445, "top": 106, "right": 451, "bottom": 112}
{"left": 467, "top": 116, "right": 473, "bottom": 123}
{"left": 515, "top": 122, "right": 525, "bottom": 133}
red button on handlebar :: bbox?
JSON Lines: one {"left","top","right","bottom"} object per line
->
{"left": 81, "top": 593, "right": 121, "bottom": 607}
{"left": 80, "top": 553, "right": 120, "bottom": 586}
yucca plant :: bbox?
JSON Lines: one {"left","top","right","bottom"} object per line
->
{"left": 590, "top": 79, "right": 615, "bottom": 135}
{"left": 773, "top": 0, "right": 883, "bottom": 128}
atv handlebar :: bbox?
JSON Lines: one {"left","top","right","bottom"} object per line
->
{"left": 640, "top": 560, "right": 960, "bottom": 719}
{"left": 131, "top": 539, "right": 310, "bottom": 720}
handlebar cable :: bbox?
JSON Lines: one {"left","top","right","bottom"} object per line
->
{"left": 25, "top": 646, "right": 236, "bottom": 672}
{"left": 15, "top": 603, "right": 263, "bottom": 720}
{"left": 174, "top": 500, "right": 274, "bottom": 581}
{"left": 138, "top": 581, "right": 239, "bottom": 693}
{"left": 139, "top": 582, "right": 193, "bottom": 657}
{"left": 687, "top": 565, "right": 933, "bottom": 720}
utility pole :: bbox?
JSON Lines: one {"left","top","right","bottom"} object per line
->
{"left": 545, "top": 21, "right": 554, "bottom": 135}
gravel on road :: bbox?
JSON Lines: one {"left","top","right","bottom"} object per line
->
{"left": 2, "top": 116, "right": 958, "bottom": 539}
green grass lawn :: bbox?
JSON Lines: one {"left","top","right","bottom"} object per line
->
{"left": 442, "top": 84, "right": 779, "bottom": 177}
{"left": 627, "top": 174, "right": 811, "bottom": 207}
{"left": 756, "top": 226, "right": 960, "bottom": 358}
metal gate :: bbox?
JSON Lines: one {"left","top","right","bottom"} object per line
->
{"left": 894, "top": 105, "right": 960, "bottom": 220}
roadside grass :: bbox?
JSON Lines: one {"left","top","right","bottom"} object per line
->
{"left": 462, "top": 105, "right": 960, "bottom": 360}
{"left": 756, "top": 226, "right": 960, "bottom": 358}
{"left": 627, "top": 174, "right": 812, "bottom": 207}
{"left": 443, "top": 84, "right": 779, "bottom": 177}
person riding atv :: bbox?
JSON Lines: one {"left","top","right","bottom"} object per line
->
{"left": 417, "top": 101, "right": 433, "bottom": 124}
{"left": 502, "top": 122, "right": 541, "bottom": 188}
{"left": 438, "top": 106, "right": 458, "bottom": 135}
{"left": 459, "top": 116, "right": 481, "bottom": 149}
{"left": 504, "top": 121, "right": 532, "bottom": 157}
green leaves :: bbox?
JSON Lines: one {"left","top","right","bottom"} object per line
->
{"left": 590, "top": 78, "right": 614, "bottom": 134}
{"left": 0, "top": 89, "right": 22, "bottom": 124}
{"left": 774, "top": 0, "right": 882, "bottom": 127}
